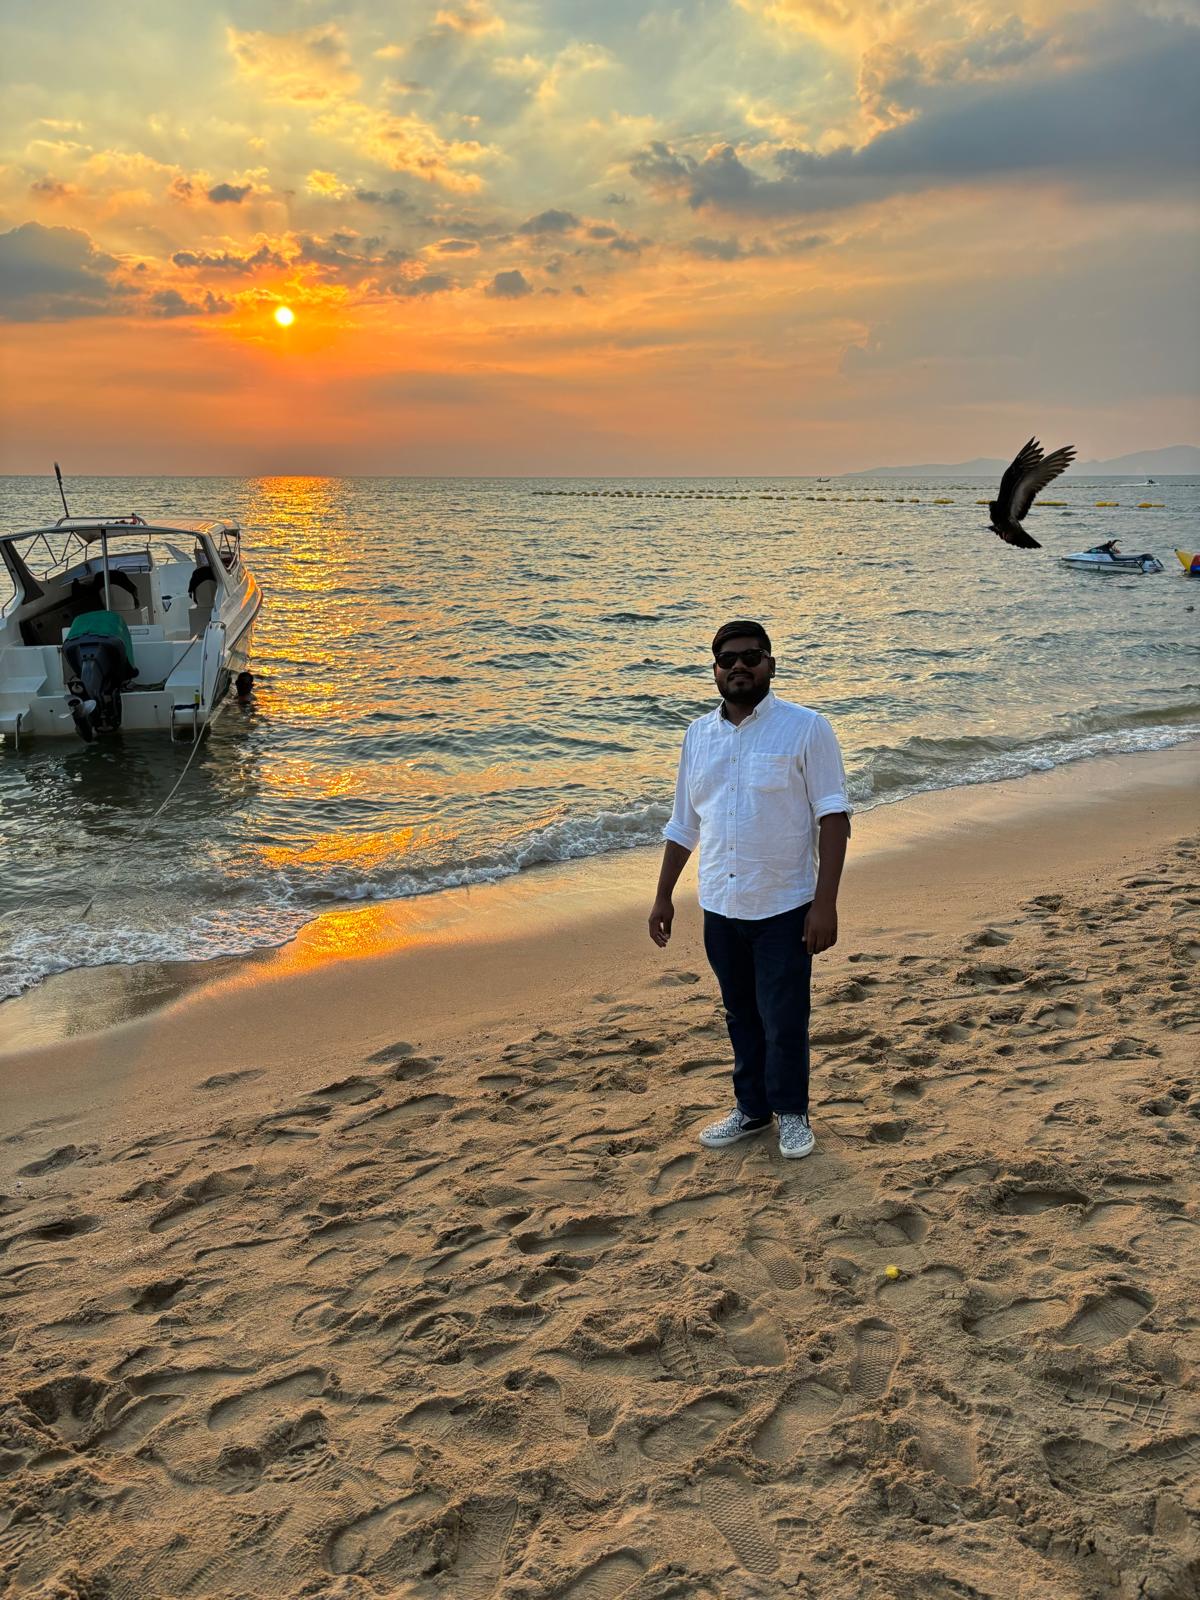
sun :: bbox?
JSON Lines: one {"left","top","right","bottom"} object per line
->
{"left": 273, "top": 305, "right": 295, "bottom": 328}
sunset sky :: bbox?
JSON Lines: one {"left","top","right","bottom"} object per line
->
{"left": 2, "top": 0, "right": 1197, "bottom": 475}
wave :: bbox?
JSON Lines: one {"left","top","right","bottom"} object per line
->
{"left": 0, "top": 802, "right": 672, "bottom": 1001}
{"left": 852, "top": 708, "right": 1200, "bottom": 808}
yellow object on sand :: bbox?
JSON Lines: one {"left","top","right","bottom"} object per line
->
{"left": 884, "top": 1264, "right": 901, "bottom": 1280}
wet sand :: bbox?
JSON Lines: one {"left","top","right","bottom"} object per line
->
{"left": 1, "top": 744, "right": 1197, "bottom": 1598}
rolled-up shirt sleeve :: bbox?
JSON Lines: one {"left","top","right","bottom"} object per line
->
{"left": 662, "top": 727, "right": 701, "bottom": 850}
{"left": 803, "top": 714, "right": 853, "bottom": 825}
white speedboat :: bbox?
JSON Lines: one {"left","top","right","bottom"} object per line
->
{"left": 1060, "top": 541, "right": 1163, "bottom": 575}
{"left": 0, "top": 510, "right": 262, "bottom": 744}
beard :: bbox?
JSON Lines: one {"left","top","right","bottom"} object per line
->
{"left": 722, "top": 677, "right": 769, "bottom": 706}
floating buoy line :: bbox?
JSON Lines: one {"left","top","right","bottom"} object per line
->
{"left": 531, "top": 489, "right": 1167, "bottom": 507}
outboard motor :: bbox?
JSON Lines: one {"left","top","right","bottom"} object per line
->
{"left": 62, "top": 610, "right": 138, "bottom": 741}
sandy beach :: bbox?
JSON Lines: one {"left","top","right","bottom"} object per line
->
{"left": 1, "top": 744, "right": 1198, "bottom": 1600}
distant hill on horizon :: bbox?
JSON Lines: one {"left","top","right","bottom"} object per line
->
{"left": 841, "top": 445, "right": 1200, "bottom": 478}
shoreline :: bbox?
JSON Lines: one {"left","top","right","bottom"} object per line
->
{"left": 1, "top": 739, "right": 1196, "bottom": 1136}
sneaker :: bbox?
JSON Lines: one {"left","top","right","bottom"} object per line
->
{"left": 698, "top": 1107, "right": 773, "bottom": 1149}
{"left": 777, "top": 1113, "right": 816, "bottom": 1160}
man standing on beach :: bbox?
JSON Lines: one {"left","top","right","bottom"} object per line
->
{"left": 648, "top": 621, "right": 852, "bottom": 1160}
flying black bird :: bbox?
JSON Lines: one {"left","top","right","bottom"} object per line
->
{"left": 988, "top": 438, "right": 1076, "bottom": 548}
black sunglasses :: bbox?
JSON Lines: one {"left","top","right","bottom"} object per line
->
{"left": 715, "top": 648, "right": 769, "bottom": 669}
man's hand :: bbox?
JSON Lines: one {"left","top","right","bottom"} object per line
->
{"left": 804, "top": 897, "right": 838, "bottom": 954}
{"left": 648, "top": 896, "right": 674, "bottom": 947}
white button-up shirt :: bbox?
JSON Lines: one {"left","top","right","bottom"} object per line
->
{"left": 663, "top": 690, "right": 852, "bottom": 920}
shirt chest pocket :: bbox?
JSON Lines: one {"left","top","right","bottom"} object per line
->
{"left": 746, "top": 753, "right": 791, "bottom": 791}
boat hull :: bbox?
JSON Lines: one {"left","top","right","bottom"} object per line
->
{"left": 4, "top": 606, "right": 259, "bottom": 739}
{"left": 1060, "top": 553, "right": 1164, "bottom": 574}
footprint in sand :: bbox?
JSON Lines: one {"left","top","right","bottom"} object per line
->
{"left": 353, "top": 1093, "right": 455, "bottom": 1131}
{"left": 968, "top": 927, "right": 1013, "bottom": 948}
{"left": 18, "top": 1374, "right": 116, "bottom": 1444}
{"left": 915, "top": 1395, "right": 979, "bottom": 1486}
{"left": 208, "top": 1368, "right": 330, "bottom": 1430}
{"left": 975, "top": 1401, "right": 1023, "bottom": 1455}
{"left": 1059, "top": 1287, "right": 1154, "bottom": 1350}
{"left": 871, "top": 1207, "right": 930, "bottom": 1249}
{"left": 1000, "top": 1184, "right": 1089, "bottom": 1216}
{"left": 753, "top": 1381, "right": 843, "bottom": 1462}
{"left": 327, "top": 1489, "right": 447, "bottom": 1574}
{"left": 1061, "top": 1378, "right": 1169, "bottom": 1434}
{"left": 660, "top": 1320, "right": 703, "bottom": 1382}
{"left": 16, "top": 1143, "right": 96, "bottom": 1176}
{"left": 700, "top": 1468, "right": 780, "bottom": 1577}
{"left": 446, "top": 1496, "right": 518, "bottom": 1597}
{"left": 747, "top": 1230, "right": 806, "bottom": 1291}
{"left": 649, "top": 1153, "right": 697, "bottom": 1194}
{"left": 639, "top": 1396, "right": 740, "bottom": 1463}
{"left": 197, "top": 1069, "right": 264, "bottom": 1090}
{"left": 557, "top": 1551, "right": 647, "bottom": 1599}
{"left": 929, "top": 1020, "right": 973, "bottom": 1043}
{"left": 965, "top": 1297, "right": 1067, "bottom": 1341}
{"left": 849, "top": 1318, "right": 900, "bottom": 1400}
{"left": 718, "top": 1303, "right": 788, "bottom": 1368}
{"left": 307, "top": 1075, "right": 384, "bottom": 1105}
{"left": 513, "top": 1216, "right": 623, "bottom": 1257}
{"left": 96, "top": 1392, "right": 185, "bottom": 1452}
{"left": 148, "top": 1167, "right": 253, "bottom": 1233}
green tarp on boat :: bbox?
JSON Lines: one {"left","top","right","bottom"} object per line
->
{"left": 65, "top": 609, "right": 134, "bottom": 668}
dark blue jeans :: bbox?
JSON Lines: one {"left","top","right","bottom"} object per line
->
{"left": 702, "top": 903, "right": 813, "bottom": 1119}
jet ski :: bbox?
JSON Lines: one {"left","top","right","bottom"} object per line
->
{"left": 1060, "top": 541, "right": 1164, "bottom": 574}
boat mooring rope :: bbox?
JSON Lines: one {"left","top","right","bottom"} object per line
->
{"left": 78, "top": 696, "right": 231, "bottom": 922}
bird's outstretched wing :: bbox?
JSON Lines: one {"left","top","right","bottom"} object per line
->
{"left": 994, "top": 438, "right": 1044, "bottom": 520}
{"left": 1011, "top": 444, "right": 1076, "bottom": 522}
{"left": 996, "top": 523, "right": 1041, "bottom": 550}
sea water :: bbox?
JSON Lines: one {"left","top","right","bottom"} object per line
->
{"left": 0, "top": 473, "right": 1196, "bottom": 1000}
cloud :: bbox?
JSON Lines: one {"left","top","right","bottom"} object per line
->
{"left": 629, "top": 20, "right": 1200, "bottom": 218}
{"left": 430, "top": 2, "right": 505, "bottom": 38}
{"left": 389, "top": 272, "right": 455, "bottom": 297}
{"left": 306, "top": 170, "right": 352, "bottom": 198}
{"left": 29, "top": 177, "right": 77, "bottom": 199}
{"left": 227, "top": 23, "right": 359, "bottom": 104}
{"left": 435, "top": 238, "right": 478, "bottom": 253}
{"left": 207, "top": 182, "right": 253, "bottom": 204}
{"left": 485, "top": 268, "right": 533, "bottom": 298}
{"left": 294, "top": 233, "right": 410, "bottom": 280}
{"left": 311, "top": 103, "right": 494, "bottom": 192}
{"left": 0, "top": 221, "right": 130, "bottom": 321}
{"left": 172, "top": 243, "right": 288, "bottom": 273}
{"left": 148, "top": 288, "right": 233, "bottom": 318}
{"left": 354, "top": 187, "right": 415, "bottom": 210}
{"left": 685, "top": 235, "right": 768, "bottom": 260}
{"left": 517, "top": 208, "right": 580, "bottom": 236}
{"left": 683, "top": 232, "right": 821, "bottom": 259}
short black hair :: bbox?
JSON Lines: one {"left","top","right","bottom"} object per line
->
{"left": 712, "top": 619, "right": 771, "bottom": 655}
